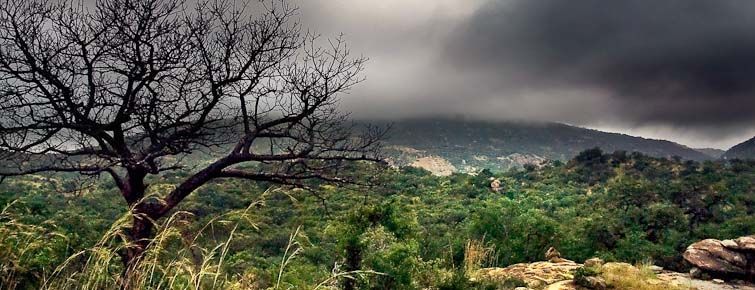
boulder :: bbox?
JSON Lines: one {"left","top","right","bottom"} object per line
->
{"left": 584, "top": 257, "right": 605, "bottom": 268}
{"left": 722, "top": 239, "right": 739, "bottom": 248}
{"left": 490, "top": 178, "right": 502, "bottom": 192}
{"left": 683, "top": 235, "right": 755, "bottom": 277}
{"left": 583, "top": 276, "right": 607, "bottom": 290}
{"left": 545, "top": 247, "right": 573, "bottom": 263}
{"left": 649, "top": 265, "right": 664, "bottom": 274}
{"left": 733, "top": 236, "right": 755, "bottom": 251}
{"left": 545, "top": 247, "right": 560, "bottom": 260}
{"left": 690, "top": 267, "right": 704, "bottom": 279}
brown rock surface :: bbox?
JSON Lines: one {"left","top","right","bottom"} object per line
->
{"left": 408, "top": 156, "right": 456, "bottom": 176}
{"left": 584, "top": 257, "right": 605, "bottom": 268}
{"left": 474, "top": 261, "right": 581, "bottom": 289}
{"left": 544, "top": 280, "right": 578, "bottom": 290}
{"left": 545, "top": 247, "right": 573, "bottom": 263}
{"left": 733, "top": 236, "right": 755, "bottom": 251}
{"left": 683, "top": 236, "right": 755, "bottom": 276}
{"left": 476, "top": 260, "right": 755, "bottom": 290}
{"left": 583, "top": 276, "right": 607, "bottom": 289}
{"left": 657, "top": 272, "right": 755, "bottom": 290}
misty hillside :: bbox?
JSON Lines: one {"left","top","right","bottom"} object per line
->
{"left": 723, "top": 136, "right": 755, "bottom": 160}
{"left": 368, "top": 118, "right": 712, "bottom": 173}
{"left": 693, "top": 148, "right": 726, "bottom": 159}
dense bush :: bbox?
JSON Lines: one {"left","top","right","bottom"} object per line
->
{"left": 1, "top": 151, "right": 753, "bottom": 288}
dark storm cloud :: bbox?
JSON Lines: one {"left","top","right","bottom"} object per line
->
{"left": 445, "top": 0, "right": 755, "bottom": 130}
{"left": 46, "top": 0, "right": 755, "bottom": 148}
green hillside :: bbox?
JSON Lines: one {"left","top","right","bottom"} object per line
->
{"left": 723, "top": 136, "right": 755, "bottom": 160}
{"left": 370, "top": 118, "right": 712, "bottom": 172}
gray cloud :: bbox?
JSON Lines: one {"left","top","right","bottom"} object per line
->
{"left": 31, "top": 0, "right": 755, "bottom": 148}
{"left": 294, "top": 1, "right": 755, "bottom": 148}
{"left": 443, "top": 0, "right": 755, "bottom": 141}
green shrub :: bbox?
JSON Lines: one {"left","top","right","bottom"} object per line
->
{"left": 573, "top": 266, "right": 601, "bottom": 288}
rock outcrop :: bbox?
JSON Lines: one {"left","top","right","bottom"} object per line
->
{"left": 545, "top": 247, "right": 573, "bottom": 263}
{"left": 408, "top": 156, "right": 457, "bottom": 176}
{"left": 490, "top": 178, "right": 502, "bottom": 192}
{"left": 474, "top": 257, "right": 755, "bottom": 289}
{"left": 474, "top": 260, "right": 581, "bottom": 289}
{"left": 683, "top": 235, "right": 755, "bottom": 279}
{"left": 472, "top": 244, "right": 755, "bottom": 289}
{"left": 584, "top": 257, "right": 605, "bottom": 268}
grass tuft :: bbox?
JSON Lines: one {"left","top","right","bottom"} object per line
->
{"left": 600, "top": 262, "right": 687, "bottom": 290}
{"left": 463, "top": 238, "right": 496, "bottom": 275}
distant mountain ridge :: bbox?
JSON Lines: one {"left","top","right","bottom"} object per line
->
{"left": 363, "top": 118, "right": 712, "bottom": 173}
{"left": 723, "top": 136, "right": 755, "bottom": 160}
{"left": 693, "top": 148, "right": 726, "bottom": 159}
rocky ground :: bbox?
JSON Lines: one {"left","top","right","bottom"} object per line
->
{"left": 473, "top": 260, "right": 580, "bottom": 289}
{"left": 471, "top": 245, "right": 755, "bottom": 290}
{"left": 656, "top": 272, "right": 755, "bottom": 290}
{"left": 473, "top": 260, "right": 755, "bottom": 290}
{"left": 409, "top": 156, "right": 457, "bottom": 176}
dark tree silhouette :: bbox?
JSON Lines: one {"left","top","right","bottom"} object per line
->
{"left": 0, "top": 0, "right": 383, "bottom": 281}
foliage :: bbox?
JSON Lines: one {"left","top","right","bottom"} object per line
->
{"left": 0, "top": 201, "right": 68, "bottom": 290}
{"left": 0, "top": 150, "right": 753, "bottom": 288}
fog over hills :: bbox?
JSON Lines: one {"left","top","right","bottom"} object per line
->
{"left": 693, "top": 148, "right": 726, "bottom": 159}
{"left": 364, "top": 118, "right": 713, "bottom": 173}
{"left": 301, "top": 0, "right": 755, "bottom": 149}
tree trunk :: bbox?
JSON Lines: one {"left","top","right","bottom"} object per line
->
{"left": 343, "top": 241, "right": 362, "bottom": 290}
{"left": 119, "top": 208, "right": 155, "bottom": 289}
{"left": 118, "top": 170, "right": 158, "bottom": 289}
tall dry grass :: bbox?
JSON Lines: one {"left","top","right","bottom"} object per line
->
{"left": 1, "top": 201, "right": 67, "bottom": 289}
{"left": 39, "top": 188, "right": 275, "bottom": 290}
{"left": 463, "top": 238, "right": 496, "bottom": 275}
{"left": 4, "top": 186, "right": 387, "bottom": 290}
{"left": 600, "top": 261, "right": 689, "bottom": 290}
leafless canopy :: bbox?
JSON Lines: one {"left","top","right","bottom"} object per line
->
{"left": 0, "top": 0, "right": 383, "bottom": 268}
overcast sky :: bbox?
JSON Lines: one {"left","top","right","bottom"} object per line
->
{"left": 295, "top": 0, "right": 755, "bottom": 149}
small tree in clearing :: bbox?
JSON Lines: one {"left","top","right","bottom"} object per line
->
{"left": 0, "top": 0, "right": 383, "bottom": 282}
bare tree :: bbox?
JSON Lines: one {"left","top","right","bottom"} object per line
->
{"left": 0, "top": 0, "right": 383, "bottom": 280}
